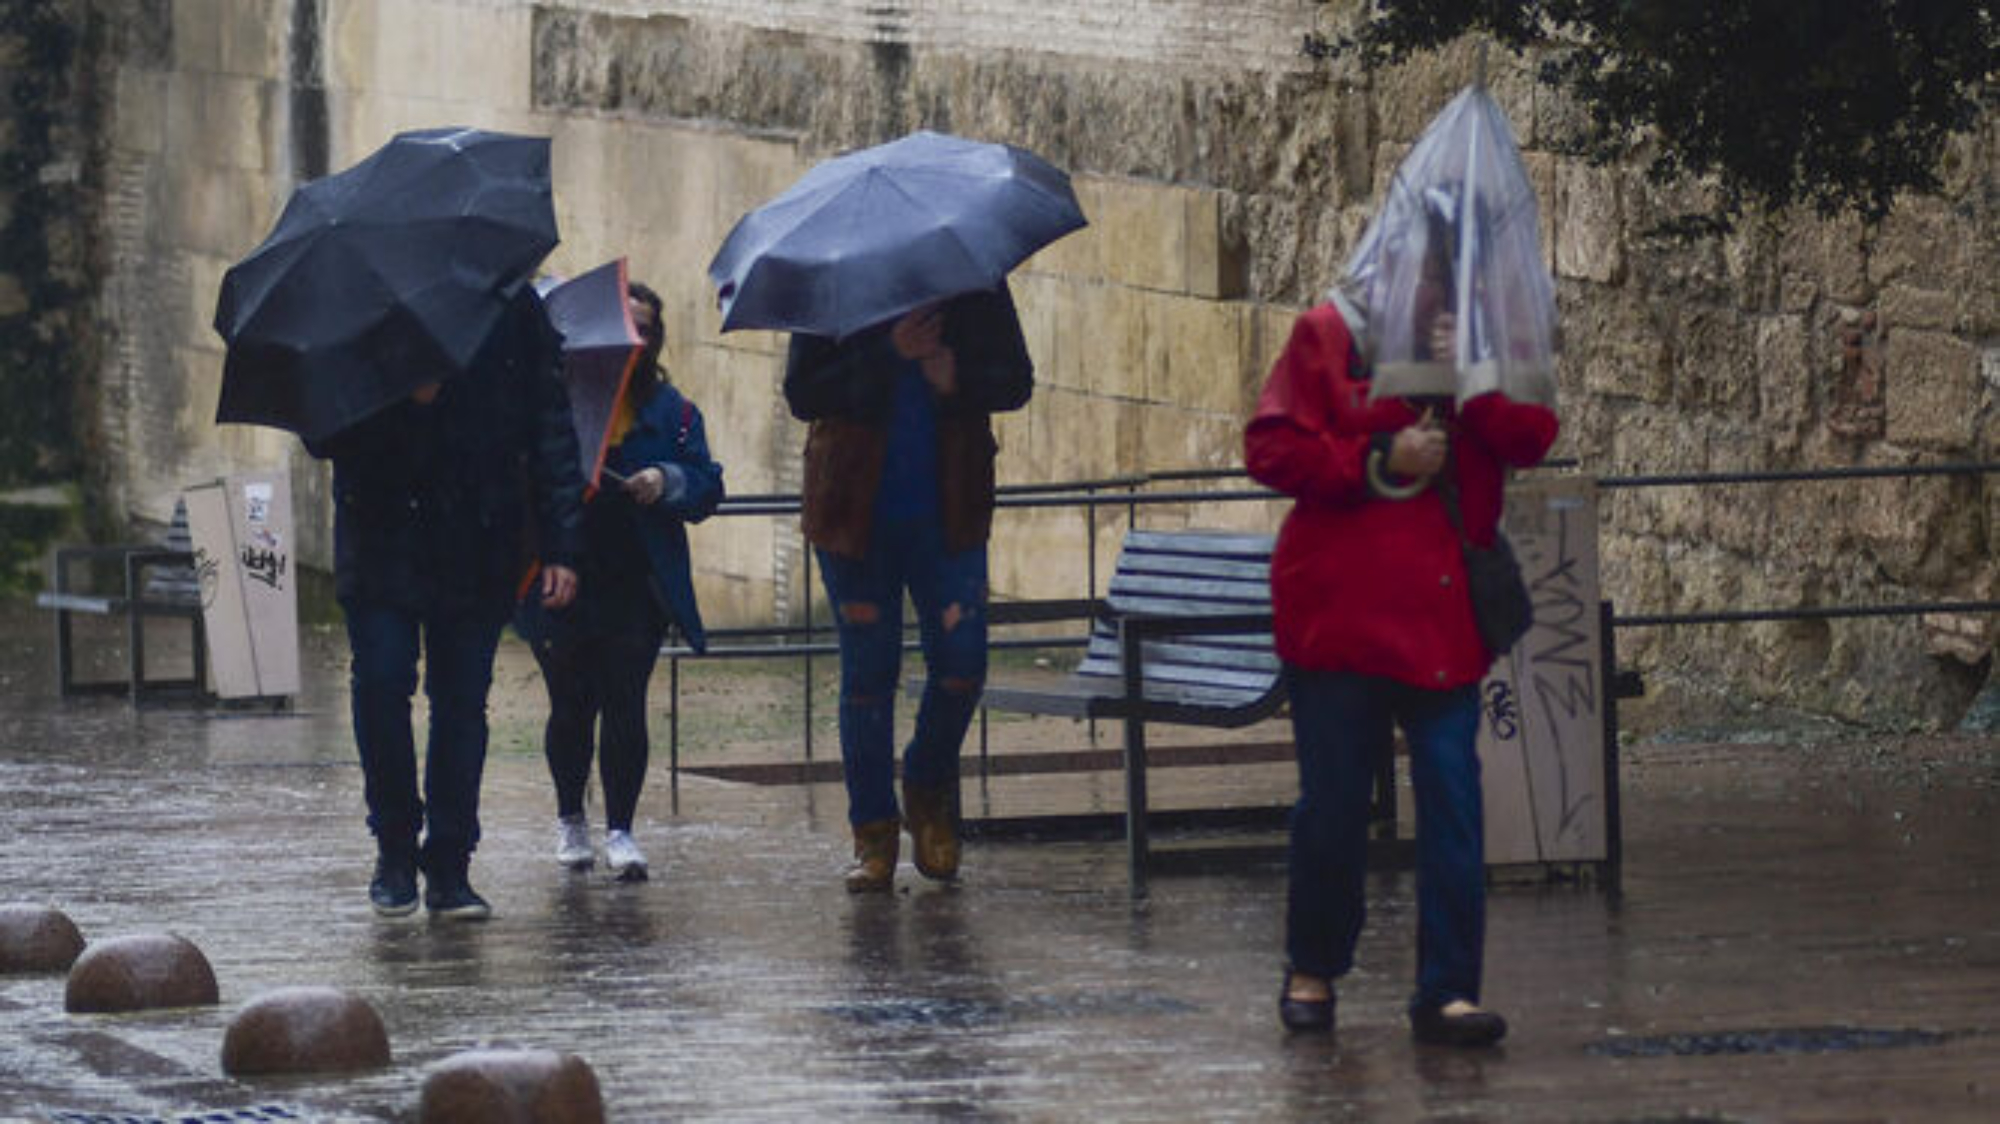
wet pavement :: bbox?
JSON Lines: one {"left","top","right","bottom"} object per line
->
{"left": 2, "top": 604, "right": 1998, "bottom": 1122}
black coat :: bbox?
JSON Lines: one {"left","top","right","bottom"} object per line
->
{"left": 515, "top": 380, "right": 726, "bottom": 651}
{"left": 305, "top": 287, "right": 587, "bottom": 621}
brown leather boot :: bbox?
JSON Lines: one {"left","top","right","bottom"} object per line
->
{"left": 902, "top": 780, "right": 961, "bottom": 881}
{"left": 845, "top": 819, "right": 900, "bottom": 892}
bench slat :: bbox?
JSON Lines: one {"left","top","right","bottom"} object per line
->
{"left": 1100, "top": 591, "right": 1271, "bottom": 619}
{"left": 1116, "top": 554, "right": 1270, "bottom": 582}
{"left": 1122, "top": 529, "right": 1275, "bottom": 556}
{"left": 36, "top": 592, "right": 125, "bottom": 614}
{"left": 1076, "top": 657, "right": 1277, "bottom": 693}
{"left": 982, "top": 677, "right": 1273, "bottom": 719}
{"left": 1078, "top": 643, "right": 1278, "bottom": 677}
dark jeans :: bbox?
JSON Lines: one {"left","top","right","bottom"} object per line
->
{"left": 816, "top": 515, "right": 987, "bottom": 826}
{"left": 1284, "top": 666, "right": 1485, "bottom": 1012}
{"left": 529, "top": 623, "right": 664, "bottom": 832}
{"left": 344, "top": 602, "right": 505, "bottom": 859}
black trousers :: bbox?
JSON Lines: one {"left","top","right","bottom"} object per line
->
{"left": 530, "top": 623, "right": 665, "bottom": 832}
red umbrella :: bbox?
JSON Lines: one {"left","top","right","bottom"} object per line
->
{"left": 540, "top": 258, "right": 643, "bottom": 490}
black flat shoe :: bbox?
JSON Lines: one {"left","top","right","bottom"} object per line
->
{"left": 1410, "top": 1001, "right": 1507, "bottom": 1047}
{"left": 1278, "top": 969, "right": 1335, "bottom": 1033}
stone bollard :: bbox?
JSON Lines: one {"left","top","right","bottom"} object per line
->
{"left": 64, "top": 932, "right": 219, "bottom": 1013}
{"left": 419, "top": 1048, "right": 605, "bottom": 1124}
{"left": 0, "top": 903, "right": 86, "bottom": 974}
{"left": 221, "top": 986, "right": 391, "bottom": 1076}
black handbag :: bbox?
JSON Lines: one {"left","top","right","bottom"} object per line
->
{"left": 1436, "top": 470, "right": 1533, "bottom": 655}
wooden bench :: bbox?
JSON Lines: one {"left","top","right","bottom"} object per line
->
{"left": 972, "top": 529, "right": 1315, "bottom": 882}
{"left": 35, "top": 502, "right": 207, "bottom": 703}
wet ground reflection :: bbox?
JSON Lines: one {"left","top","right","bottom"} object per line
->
{"left": 2, "top": 607, "right": 1998, "bottom": 1120}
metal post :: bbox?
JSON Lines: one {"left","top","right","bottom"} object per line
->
{"left": 52, "top": 556, "right": 74, "bottom": 696}
{"left": 1599, "top": 599, "right": 1624, "bottom": 897}
{"left": 126, "top": 555, "right": 144, "bottom": 706}
{"left": 669, "top": 653, "right": 681, "bottom": 797}
{"left": 1086, "top": 484, "right": 1099, "bottom": 612}
{"left": 803, "top": 545, "right": 815, "bottom": 762}
{"left": 1120, "top": 618, "right": 1149, "bottom": 890}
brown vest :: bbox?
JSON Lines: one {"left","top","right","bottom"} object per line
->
{"left": 801, "top": 411, "right": 999, "bottom": 559}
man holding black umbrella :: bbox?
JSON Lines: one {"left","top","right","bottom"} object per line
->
{"left": 306, "top": 284, "right": 585, "bottom": 920}
{"left": 215, "top": 128, "right": 586, "bottom": 919}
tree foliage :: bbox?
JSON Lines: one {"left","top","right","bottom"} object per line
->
{"left": 1308, "top": 1, "right": 1998, "bottom": 231}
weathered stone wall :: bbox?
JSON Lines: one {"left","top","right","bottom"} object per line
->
{"left": 81, "top": 0, "right": 1997, "bottom": 727}
{"left": 0, "top": 1, "right": 104, "bottom": 493}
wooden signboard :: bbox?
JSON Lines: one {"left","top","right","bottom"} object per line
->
{"left": 1477, "top": 474, "right": 1607, "bottom": 866}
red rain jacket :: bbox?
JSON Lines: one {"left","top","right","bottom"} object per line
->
{"left": 1244, "top": 303, "right": 1559, "bottom": 689}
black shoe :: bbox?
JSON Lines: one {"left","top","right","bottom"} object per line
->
{"left": 368, "top": 852, "right": 419, "bottom": 918}
{"left": 1410, "top": 1001, "right": 1508, "bottom": 1047}
{"left": 421, "top": 851, "right": 492, "bottom": 921}
{"left": 1278, "top": 968, "right": 1335, "bottom": 1033}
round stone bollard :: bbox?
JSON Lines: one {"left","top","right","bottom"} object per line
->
{"left": 419, "top": 1048, "right": 605, "bottom": 1124}
{"left": 0, "top": 903, "right": 86, "bottom": 974}
{"left": 64, "top": 932, "right": 219, "bottom": 1014}
{"left": 221, "top": 986, "right": 391, "bottom": 1076}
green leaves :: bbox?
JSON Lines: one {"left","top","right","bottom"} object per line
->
{"left": 1307, "top": 0, "right": 1997, "bottom": 229}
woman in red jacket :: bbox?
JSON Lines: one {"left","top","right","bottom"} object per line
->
{"left": 1245, "top": 261, "right": 1558, "bottom": 1044}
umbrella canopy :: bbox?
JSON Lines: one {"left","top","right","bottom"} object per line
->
{"left": 707, "top": 130, "right": 1086, "bottom": 339}
{"left": 539, "top": 258, "right": 643, "bottom": 489}
{"left": 213, "top": 127, "right": 559, "bottom": 441}
{"left": 1338, "top": 87, "right": 1558, "bottom": 407}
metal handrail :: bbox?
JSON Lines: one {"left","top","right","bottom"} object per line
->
{"left": 662, "top": 457, "right": 2000, "bottom": 794}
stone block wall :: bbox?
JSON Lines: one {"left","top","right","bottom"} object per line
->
{"left": 74, "top": 0, "right": 1997, "bottom": 727}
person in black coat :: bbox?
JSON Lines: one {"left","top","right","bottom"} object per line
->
{"left": 516, "top": 281, "right": 725, "bottom": 882}
{"left": 306, "top": 284, "right": 586, "bottom": 920}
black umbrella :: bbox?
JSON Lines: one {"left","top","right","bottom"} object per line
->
{"left": 212, "top": 127, "right": 558, "bottom": 441}
{"left": 539, "top": 258, "right": 643, "bottom": 489}
{"left": 708, "top": 130, "right": 1086, "bottom": 339}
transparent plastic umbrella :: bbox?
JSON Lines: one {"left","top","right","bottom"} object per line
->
{"left": 1337, "top": 86, "right": 1558, "bottom": 407}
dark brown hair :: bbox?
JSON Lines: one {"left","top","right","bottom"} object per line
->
{"left": 628, "top": 280, "right": 667, "bottom": 403}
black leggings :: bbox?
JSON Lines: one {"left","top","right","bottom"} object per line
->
{"left": 531, "top": 626, "right": 664, "bottom": 832}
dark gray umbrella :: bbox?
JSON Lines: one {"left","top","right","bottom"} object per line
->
{"left": 707, "top": 130, "right": 1086, "bottom": 339}
{"left": 212, "top": 127, "right": 558, "bottom": 441}
{"left": 539, "top": 258, "right": 643, "bottom": 489}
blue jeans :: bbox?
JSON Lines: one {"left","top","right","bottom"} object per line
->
{"left": 344, "top": 602, "right": 504, "bottom": 858}
{"left": 1284, "top": 667, "right": 1485, "bottom": 1012}
{"left": 816, "top": 516, "right": 988, "bottom": 826}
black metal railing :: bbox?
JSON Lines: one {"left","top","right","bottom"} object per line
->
{"left": 662, "top": 459, "right": 2000, "bottom": 791}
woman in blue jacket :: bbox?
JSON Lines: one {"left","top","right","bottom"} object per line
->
{"left": 518, "top": 281, "right": 725, "bottom": 880}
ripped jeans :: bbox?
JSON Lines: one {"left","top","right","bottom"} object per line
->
{"left": 815, "top": 515, "right": 988, "bottom": 826}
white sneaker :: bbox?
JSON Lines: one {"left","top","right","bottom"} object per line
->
{"left": 555, "top": 814, "right": 594, "bottom": 870}
{"left": 604, "top": 829, "right": 649, "bottom": 882}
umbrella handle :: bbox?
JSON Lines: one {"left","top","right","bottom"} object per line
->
{"left": 1365, "top": 448, "right": 1432, "bottom": 501}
